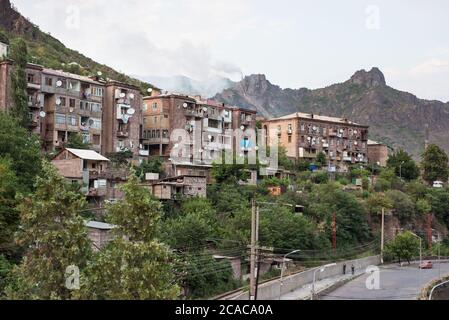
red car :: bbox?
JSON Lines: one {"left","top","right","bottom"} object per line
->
{"left": 419, "top": 261, "right": 433, "bottom": 269}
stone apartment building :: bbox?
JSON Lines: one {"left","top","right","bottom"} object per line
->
{"left": 141, "top": 93, "right": 257, "bottom": 178}
{"left": 367, "top": 140, "right": 389, "bottom": 167}
{"left": 0, "top": 59, "right": 144, "bottom": 158}
{"left": 263, "top": 112, "right": 369, "bottom": 172}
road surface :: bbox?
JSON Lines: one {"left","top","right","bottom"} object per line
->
{"left": 321, "top": 261, "right": 449, "bottom": 300}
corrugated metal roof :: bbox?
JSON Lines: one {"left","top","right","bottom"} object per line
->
{"left": 66, "top": 148, "right": 110, "bottom": 161}
{"left": 85, "top": 220, "right": 115, "bottom": 230}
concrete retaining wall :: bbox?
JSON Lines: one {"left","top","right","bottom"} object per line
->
{"left": 228, "top": 255, "right": 381, "bottom": 300}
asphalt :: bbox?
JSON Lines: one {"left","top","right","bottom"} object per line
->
{"left": 320, "top": 261, "right": 449, "bottom": 300}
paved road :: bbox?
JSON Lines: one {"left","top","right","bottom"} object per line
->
{"left": 321, "top": 261, "right": 449, "bottom": 300}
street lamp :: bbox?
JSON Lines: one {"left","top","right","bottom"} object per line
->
{"left": 311, "top": 263, "right": 337, "bottom": 300}
{"left": 410, "top": 232, "right": 422, "bottom": 268}
{"left": 278, "top": 250, "right": 301, "bottom": 300}
{"left": 399, "top": 161, "right": 405, "bottom": 180}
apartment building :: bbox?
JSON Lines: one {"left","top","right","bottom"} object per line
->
{"left": 141, "top": 93, "right": 257, "bottom": 177}
{"left": 263, "top": 112, "right": 369, "bottom": 172}
{"left": 41, "top": 68, "right": 105, "bottom": 152}
{"left": 0, "top": 59, "right": 144, "bottom": 158}
{"left": 367, "top": 140, "right": 389, "bottom": 167}
{"left": 103, "top": 81, "right": 143, "bottom": 157}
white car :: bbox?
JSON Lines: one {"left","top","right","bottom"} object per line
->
{"left": 433, "top": 181, "right": 444, "bottom": 188}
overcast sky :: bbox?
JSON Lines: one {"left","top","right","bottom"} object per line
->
{"left": 11, "top": 0, "right": 449, "bottom": 101}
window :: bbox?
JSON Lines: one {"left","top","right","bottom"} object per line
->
{"left": 93, "top": 135, "right": 100, "bottom": 145}
{"left": 153, "top": 116, "right": 157, "bottom": 124}
{"left": 68, "top": 80, "right": 80, "bottom": 91}
{"left": 82, "top": 133, "right": 90, "bottom": 144}
{"left": 58, "top": 97, "right": 66, "bottom": 107}
{"left": 91, "top": 103, "right": 101, "bottom": 112}
{"left": 300, "top": 123, "right": 305, "bottom": 132}
{"left": 67, "top": 115, "right": 77, "bottom": 126}
{"left": 27, "top": 74, "right": 34, "bottom": 83}
{"left": 288, "top": 135, "right": 292, "bottom": 143}
{"left": 55, "top": 113, "right": 66, "bottom": 124}
{"left": 152, "top": 103, "right": 157, "bottom": 111}
{"left": 69, "top": 99, "right": 76, "bottom": 108}
{"left": 92, "top": 87, "right": 103, "bottom": 97}
{"left": 91, "top": 118, "right": 102, "bottom": 130}
{"left": 45, "top": 77, "right": 53, "bottom": 86}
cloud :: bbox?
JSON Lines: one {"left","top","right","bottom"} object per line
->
{"left": 410, "top": 58, "right": 449, "bottom": 76}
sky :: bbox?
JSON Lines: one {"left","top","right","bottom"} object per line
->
{"left": 11, "top": 0, "right": 449, "bottom": 101}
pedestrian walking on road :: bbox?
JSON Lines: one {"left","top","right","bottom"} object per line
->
{"left": 343, "top": 264, "right": 346, "bottom": 275}
{"left": 351, "top": 264, "right": 355, "bottom": 275}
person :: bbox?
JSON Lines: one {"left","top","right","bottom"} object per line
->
{"left": 351, "top": 264, "right": 355, "bottom": 275}
{"left": 343, "top": 264, "right": 346, "bottom": 275}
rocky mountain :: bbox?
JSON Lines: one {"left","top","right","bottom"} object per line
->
{"left": 140, "top": 74, "right": 234, "bottom": 98}
{"left": 0, "top": 0, "right": 152, "bottom": 92}
{"left": 214, "top": 68, "right": 449, "bottom": 159}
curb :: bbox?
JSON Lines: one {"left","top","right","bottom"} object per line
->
{"left": 315, "top": 273, "right": 364, "bottom": 300}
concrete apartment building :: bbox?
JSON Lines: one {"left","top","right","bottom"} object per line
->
{"left": 0, "top": 57, "right": 144, "bottom": 158}
{"left": 141, "top": 93, "right": 257, "bottom": 178}
{"left": 263, "top": 112, "right": 369, "bottom": 172}
{"left": 102, "top": 81, "right": 143, "bottom": 157}
{"left": 367, "top": 140, "right": 389, "bottom": 167}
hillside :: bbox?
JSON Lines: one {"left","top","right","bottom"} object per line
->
{"left": 0, "top": 0, "right": 154, "bottom": 92}
{"left": 214, "top": 68, "right": 449, "bottom": 159}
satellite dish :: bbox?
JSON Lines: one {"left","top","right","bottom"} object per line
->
{"left": 240, "top": 126, "right": 245, "bottom": 130}
{"left": 56, "top": 98, "right": 61, "bottom": 106}
{"left": 69, "top": 107, "right": 74, "bottom": 113}
{"left": 97, "top": 71, "right": 103, "bottom": 76}
{"left": 207, "top": 135, "right": 212, "bottom": 140}
{"left": 199, "top": 149, "right": 203, "bottom": 153}
{"left": 129, "top": 93, "right": 135, "bottom": 99}
{"left": 127, "top": 108, "right": 136, "bottom": 115}
{"left": 354, "top": 130, "right": 358, "bottom": 134}
{"left": 122, "top": 114, "right": 130, "bottom": 124}
{"left": 174, "top": 143, "right": 179, "bottom": 148}
{"left": 39, "top": 111, "right": 46, "bottom": 118}
{"left": 120, "top": 93, "right": 126, "bottom": 98}
{"left": 147, "top": 88, "right": 153, "bottom": 93}
{"left": 182, "top": 103, "right": 188, "bottom": 108}
{"left": 56, "top": 80, "right": 63, "bottom": 87}
{"left": 88, "top": 119, "right": 94, "bottom": 126}
{"left": 255, "top": 146, "right": 259, "bottom": 151}
{"left": 203, "top": 107, "right": 208, "bottom": 112}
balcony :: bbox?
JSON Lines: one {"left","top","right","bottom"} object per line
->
{"left": 184, "top": 108, "right": 204, "bottom": 118}
{"left": 27, "top": 82, "right": 41, "bottom": 90}
{"left": 142, "top": 137, "right": 170, "bottom": 145}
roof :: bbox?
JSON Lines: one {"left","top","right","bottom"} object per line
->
{"left": 85, "top": 221, "right": 115, "bottom": 230}
{"left": 42, "top": 68, "right": 103, "bottom": 85}
{"left": 66, "top": 148, "right": 110, "bottom": 161}
{"left": 267, "top": 112, "right": 367, "bottom": 127}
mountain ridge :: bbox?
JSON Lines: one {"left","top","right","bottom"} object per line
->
{"left": 214, "top": 68, "right": 449, "bottom": 159}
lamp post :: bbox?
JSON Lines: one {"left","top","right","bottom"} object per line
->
{"left": 278, "top": 250, "right": 301, "bottom": 300}
{"left": 410, "top": 232, "right": 422, "bottom": 268}
{"left": 311, "top": 263, "right": 337, "bottom": 300}
{"left": 399, "top": 161, "right": 405, "bottom": 180}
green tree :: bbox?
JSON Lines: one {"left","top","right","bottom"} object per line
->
{"left": 315, "top": 151, "right": 327, "bottom": 167}
{"left": 387, "top": 149, "right": 419, "bottom": 181}
{"left": 0, "top": 112, "right": 42, "bottom": 192}
{"left": 386, "top": 190, "right": 415, "bottom": 222}
{"left": 365, "top": 192, "right": 393, "bottom": 216}
{"left": 9, "top": 38, "right": 29, "bottom": 127}
{"left": 211, "top": 162, "right": 249, "bottom": 184}
{"left": 421, "top": 144, "right": 449, "bottom": 184}
{"left": 5, "top": 161, "right": 91, "bottom": 299}
{"left": 134, "top": 157, "right": 164, "bottom": 181}
{"left": 78, "top": 173, "right": 179, "bottom": 299}
{"left": 160, "top": 198, "right": 217, "bottom": 250}
{"left": 386, "top": 231, "right": 420, "bottom": 264}
{"left": 66, "top": 133, "right": 90, "bottom": 149}
{"left": 0, "top": 254, "right": 12, "bottom": 297}
{"left": 0, "top": 158, "right": 20, "bottom": 260}
{"left": 0, "top": 30, "right": 9, "bottom": 46}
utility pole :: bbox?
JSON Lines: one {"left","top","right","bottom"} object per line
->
{"left": 249, "top": 197, "right": 257, "bottom": 300}
{"left": 254, "top": 205, "right": 260, "bottom": 300}
{"left": 381, "top": 207, "right": 385, "bottom": 264}
{"left": 427, "top": 213, "right": 433, "bottom": 250}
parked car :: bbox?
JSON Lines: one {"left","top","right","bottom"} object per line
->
{"left": 419, "top": 261, "right": 433, "bottom": 269}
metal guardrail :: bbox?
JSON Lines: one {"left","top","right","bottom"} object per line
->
{"left": 429, "top": 279, "right": 449, "bottom": 300}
